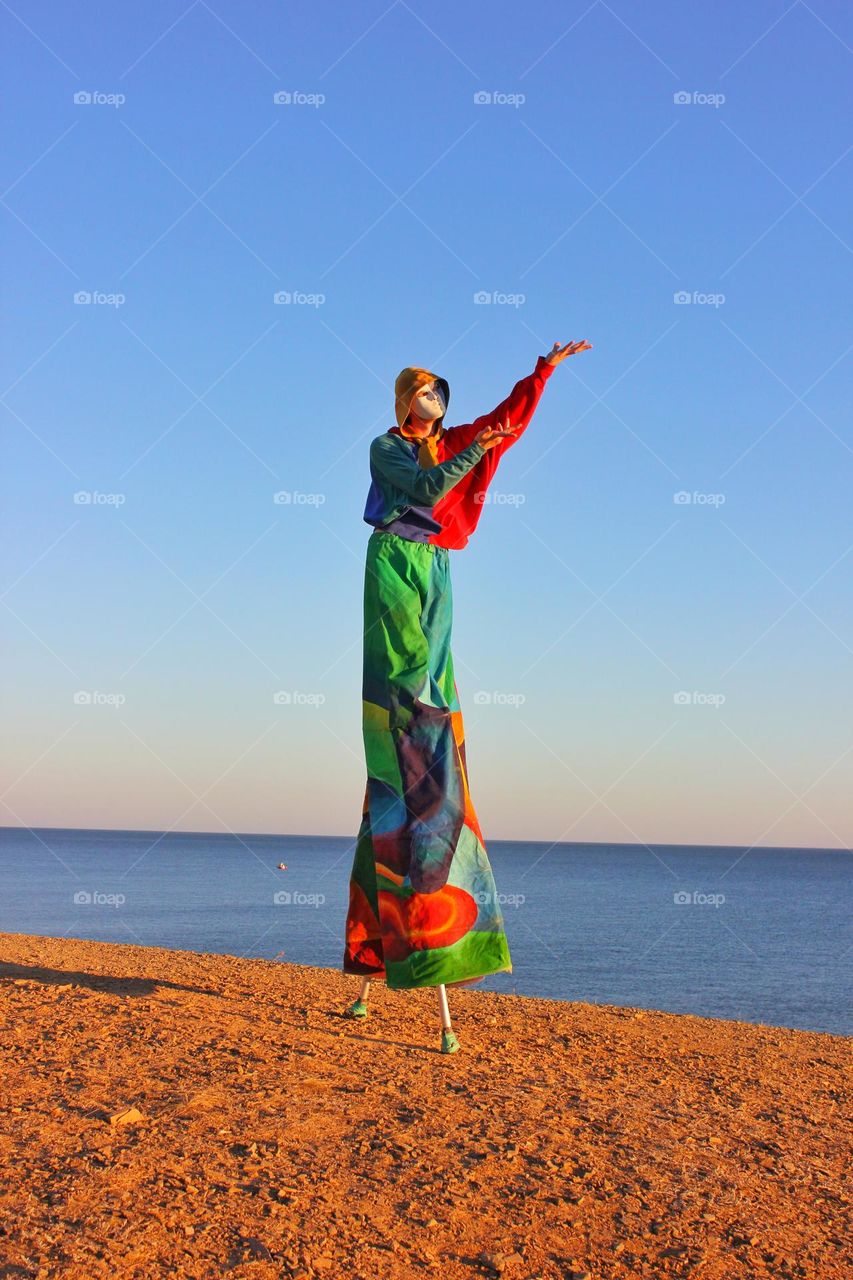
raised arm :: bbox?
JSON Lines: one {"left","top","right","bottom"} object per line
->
{"left": 440, "top": 355, "right": 554, "bottom": 459}
{"left": 369, "top": 433, "right": 488, "bottom": 506}
{"left": 442, "top": 340, "right": 592, "bottom": 462}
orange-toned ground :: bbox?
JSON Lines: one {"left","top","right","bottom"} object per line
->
{"left": 0, "top": 933, "right": 849, "bottom": 1280}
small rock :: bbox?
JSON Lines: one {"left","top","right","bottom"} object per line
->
{"left": 109, "top": 1106, "right": 145, "bottom": 1127}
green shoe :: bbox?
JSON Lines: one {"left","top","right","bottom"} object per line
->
{"left": 440, "top": 1028, "right": 460, "bottom": 1054}
{"left": 344, "top": 998, "right": 368, "bottom": 1019}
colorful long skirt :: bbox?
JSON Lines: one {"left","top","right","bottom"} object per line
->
{"left": 343, "top": 529, "right": 512, "bottom": 990}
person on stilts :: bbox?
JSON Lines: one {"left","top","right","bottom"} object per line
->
{"left": 342, "top": 338, "right": 592, "bottom": 1052}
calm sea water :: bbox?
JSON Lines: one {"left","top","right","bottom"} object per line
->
{"left": 0, "top": 827, "right": 849, "bottom": 1037}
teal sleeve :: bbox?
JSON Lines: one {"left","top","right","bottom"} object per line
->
{"left": 370, "top": 435, "right": 486, "bottom": 505}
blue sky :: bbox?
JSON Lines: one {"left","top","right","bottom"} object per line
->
{"left": 2, "top": 1, "right": 852, "bottom": 847}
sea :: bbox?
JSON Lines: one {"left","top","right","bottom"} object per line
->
{"left": 1, "top": 827, "right": 850, "bottom": 1037}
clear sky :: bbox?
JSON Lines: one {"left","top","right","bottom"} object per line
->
{"left": 2, "top": 1, "right": 851, "bottom": 848}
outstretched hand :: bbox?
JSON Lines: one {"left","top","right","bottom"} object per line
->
{"left": 475, "top": 414, "right": 517, "bottom": 451}
{"left": 545, "top": 338, "right": 592, "bottom": 366}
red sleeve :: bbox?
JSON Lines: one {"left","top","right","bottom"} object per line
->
{"left": 441, "top": 355, "right": 555, "bottom": 461}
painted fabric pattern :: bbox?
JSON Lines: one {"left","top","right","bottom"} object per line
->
{"left": 343, "top": 529, "right": 511, "bottom": 990}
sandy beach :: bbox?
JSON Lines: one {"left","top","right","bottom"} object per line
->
{"left": 0, "top": 932, "right": 849, "bottom": 1279}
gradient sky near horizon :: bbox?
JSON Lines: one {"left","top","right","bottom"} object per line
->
{"left": 2, "top": 1, "right": 852, "bottom": 848}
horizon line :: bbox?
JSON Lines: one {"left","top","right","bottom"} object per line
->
{"left": 0, "top": 824, "right": 850, "bottom": 854}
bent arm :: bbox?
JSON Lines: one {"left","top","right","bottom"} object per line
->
{"left": 370, "top": 434, "right": 486, "bottom": 505}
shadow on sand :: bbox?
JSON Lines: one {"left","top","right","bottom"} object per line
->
{"left": 0, "top": 959, "right": 222, "bottom": 999}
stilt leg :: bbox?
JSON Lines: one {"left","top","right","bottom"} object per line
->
{"left": 437, "top": 983, "right": 451, "bottom": 1029}
{"left": 438, "top": 984, "right": 460, "bottom": 1054}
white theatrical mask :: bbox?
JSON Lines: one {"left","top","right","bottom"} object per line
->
{"left": 411, "top": 381, "right": 445, "bottom": 422}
